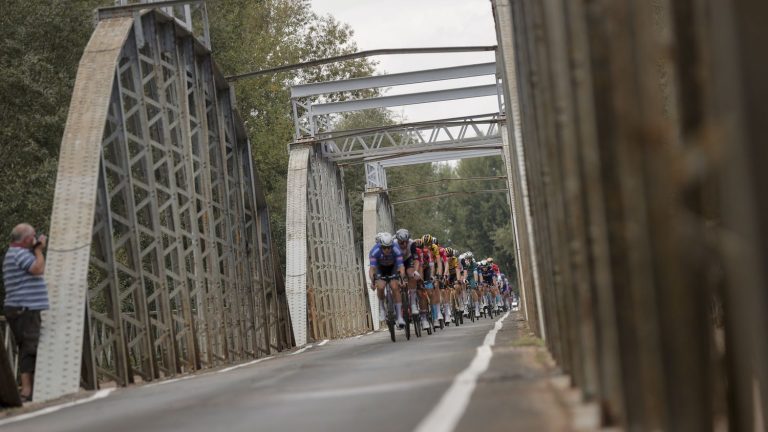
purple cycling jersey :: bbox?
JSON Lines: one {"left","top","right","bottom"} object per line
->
{"left": 369, "top": 244, "right": 404, "bottom": 269}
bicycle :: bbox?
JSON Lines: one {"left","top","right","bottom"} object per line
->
{"left": 377, "top": 274, "right": 402, "bottom": 342}
{"left": 422, "top": 280, "right": 436, "bottom": 335}
{"left": 400, "top": 282, "right": 412, "bottom": 340}
{"left": 451, "top": 284, "right": 463, "bottom": 326}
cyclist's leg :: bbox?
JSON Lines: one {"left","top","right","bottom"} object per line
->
{"left": 430, "top": 276, "right": 442, "bottom": 321}
{"left": 374, "top": 275, "right": 387, "bottom": 318}
{"left": 405, "top": 261, "right": 419, "bottom": 315}
{"left": 389, "top": 277, "right": 405, "bottom": 327}
{"left": 443, "top": 274, "right": 455, "bottom": 321}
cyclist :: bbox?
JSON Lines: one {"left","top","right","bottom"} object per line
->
{"left": 433, "top": 238, "right": 452, "bottom": 325}
{"left": 446, "top": 247, "right": 463, "bottom": 319}
{"left": 413, "top": 237, "right": 433, "bottom": 330}
{"left": 484, "top": 258, "right": 500, "bottom": 311}
{"left": 395, "top": 229, "right": 421, "bottom": 318}
{"left": 462, "top": 253, "right": 481, "bottom": 317}
{"left": 422, "top": 234, "right": 445, "bottom": 325}
{"left": 368, "top": 232, "right": 406, "bottom": 328}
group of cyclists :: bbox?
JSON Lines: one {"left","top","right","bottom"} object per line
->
{"left": 368, "top": 228, "right": 518, "bottom": 340}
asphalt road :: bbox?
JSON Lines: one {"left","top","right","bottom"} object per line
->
{"left": 0, "top": 311, "right": 571, "bottom": 432}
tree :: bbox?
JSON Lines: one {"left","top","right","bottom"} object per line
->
{"left": 0, "top": 0, "right": 107, "bottom": 304}
{"left": 206, "top": 0, "right": 377, "bottom": 268}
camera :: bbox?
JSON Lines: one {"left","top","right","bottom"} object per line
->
{"left": 30, "top": 233, "right": 45, "bottom": 249}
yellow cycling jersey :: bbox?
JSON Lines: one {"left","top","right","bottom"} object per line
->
{"left": 429, "top": 244, "right": 441, "bottom": 259}
{"left": 448, "top": 256, "right": 459, "bottom": 271}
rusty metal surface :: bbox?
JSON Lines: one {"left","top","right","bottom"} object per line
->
{"left": 493, "top": 0, "right": 768, "bottom": 429}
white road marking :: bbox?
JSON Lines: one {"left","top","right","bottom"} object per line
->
{"left": 290, "top": 344, "right": 313, "bottom": 355}
{"left": 317, "top": 339, "right": 329, "bottom": 346}
{"left": 277, "top": 377, "right": 445, "bottom": 401}
{"left": 0, "top": 388, "right": 115, "bottom": 427}
{"left": 218, "top": 356, "right": 274, "bottom": 373}
{"left": 414, "top": 312, "right": 510, "bottom": 432}
{"left": 144, "top": 375, "right": 196, "bottom": 387}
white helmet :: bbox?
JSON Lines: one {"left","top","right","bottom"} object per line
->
{"left": 379, "top": 232, "right": 394, "bottom": 247}
{"left": 395, "top": 228, "right": 410, "bottom": 242}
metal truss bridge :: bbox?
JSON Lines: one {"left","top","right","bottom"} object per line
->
{"left": 3, "top": 1, "right": 766, "bottom": 431}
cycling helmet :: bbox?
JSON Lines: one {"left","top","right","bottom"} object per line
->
{"left": 446, "top": 248, "right": 454, "bottom": 257}
{"left": 395, "top": 228, "right": 410, "bottom": 242}
{"left": 413, "top": 238, "right": 423, "bottom": 247}
{"left": 487, "top": 257, "right": 494, "bottom": 263}
{"left": 379, "top": 232, "right": 394, "bottom": 247}
{"left": 433, "top": 237, "right": 439, "bottom": 246}
{"left": 421, "top": 234, "right": 433, "bottom": 245}
{"left": 375, "top": 233, "right": 382, "bottom": 244}
{"left": 466, "top": 251, "right": 474, "bottom": 258}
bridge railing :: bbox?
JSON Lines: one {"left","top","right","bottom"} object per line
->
{"left": 494, "top": 0, "right": 768, "bottom": 429}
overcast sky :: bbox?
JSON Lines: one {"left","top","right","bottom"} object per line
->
{"left": 310, "top": 0, "right": 499, "bottom": 123}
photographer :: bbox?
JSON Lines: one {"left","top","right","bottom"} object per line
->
{"left": 2, "top": 223, "right": 49, "bottom": 402}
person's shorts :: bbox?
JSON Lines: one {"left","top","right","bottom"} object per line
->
{"left": 468, "top": 279, "right": 477, "bottom": 289}
{"left": 403, "top": 256, "right": 415, "bottom": 270}
{"left": 374, "top": 265, "right": 397, "bottom": 280}
{"left": 4, "top": 307, "right": 41, "bottom": 373}
{"left": 483, "top": 275, "right": 495, "bottom": 284}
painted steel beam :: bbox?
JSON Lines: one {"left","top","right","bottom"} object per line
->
{"left": 309, "top": 84, "right": 499, "bottom": 115}
{"left": 291, "top": 62, "right": 496, "bottom": 98}
{"left": 375, "top": 148, "right": 502, "bottom": 167}
{"left": 327, "top": 137, "right": 502, "bottom": 163}
{"left": 227, "top": 46, "right": 497, "bottom": 81}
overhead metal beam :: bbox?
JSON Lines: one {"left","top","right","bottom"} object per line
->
{"left": 291, "top": 62, "right": 496, "bottom": 98}
{"left": 392, "top": 188, "right": 508, "bottom": 205}
{"left": 383, "top": 176, "right": 507, "bottom": 192}
{"left": 226, "top": 46, "right": 497, "bottom": 82}
{"left": 309, "top": 84, "right": 499, "bottom": 115}
{"left": 374, "top": 148, "right": 502, "bottom": 167}
{"left": 314, "top": 112, "right": 502, "bottom": 141}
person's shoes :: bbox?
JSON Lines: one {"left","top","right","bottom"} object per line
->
{"left": 411, "top": 303, "right": 420, "bottom": 315}
{"left": 422, "top": 318, "right": 430, "bottom": 330}
{"left": 397, "top": 316, "right": 406, "bottom": 329}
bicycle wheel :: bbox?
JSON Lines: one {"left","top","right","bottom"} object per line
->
{"left": 386, "top": 288, "right": 396, "bottom": 342}
{"left": 404, "top": 312, "right": 411, "bottom": 340}
{"left": 414, "top": 315, "right": 422, "bottom": 338}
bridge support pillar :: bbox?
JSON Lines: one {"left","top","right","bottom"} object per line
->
{"left": 286, "top": 143, "right": 370, "bottom": 346}
{"left": 361, "top": 187, "right": 395, "bottom": 330}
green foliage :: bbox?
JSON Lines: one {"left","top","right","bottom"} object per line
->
{"left": 0, "top": 0, "right": 517, "bottom": 302}
{"left": 0, "top": 0, "right": 107, "bottom": 305}
{"left": 206, "top": 0, "right": 376, "bottom": 269}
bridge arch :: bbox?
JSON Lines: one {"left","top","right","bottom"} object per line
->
{"left": 36, "top": 8, "right": 289, "bottom": 402}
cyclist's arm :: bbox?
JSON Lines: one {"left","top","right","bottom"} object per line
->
{"left": 395, "top": 248, "right": 405, "bottom": 279}
{"left": 368, "top": 249, "right": 379, "bottom": 285}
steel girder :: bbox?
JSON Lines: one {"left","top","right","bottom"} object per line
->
{"left": 35, "top": 10, "right": 289, "bottom": 402}
{"left": 318, "top": 113, "right": 502, "bottom": 163}
{"left": 286, "top": 144, "right": 370, "bottom": 347}
{"left": 361, "top": 190, "right": 395, "bottom": 330}
{"left": 494, "top": 8, "right": 545, "bottom": 342}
